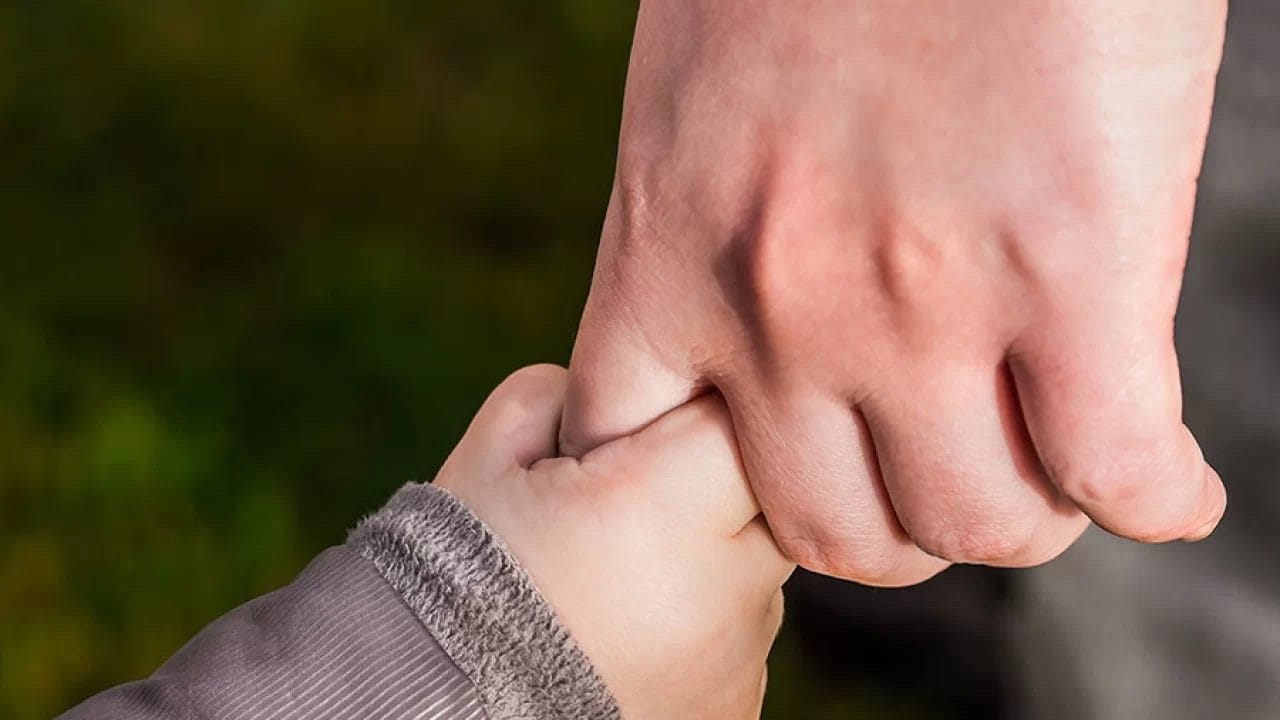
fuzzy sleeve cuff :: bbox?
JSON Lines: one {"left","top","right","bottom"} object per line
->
{"left": 348, "top": 482, "right": 621, "bottom": 720}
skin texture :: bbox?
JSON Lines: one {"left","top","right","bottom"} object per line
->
{"left": 562, "top": 0, "right": 1230, "bottom": 584}
{"left": 436, "top": 365, "right": 794, "bottom": 720}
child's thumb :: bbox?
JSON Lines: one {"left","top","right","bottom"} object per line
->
{"left": 445, "top": 364, "right": 568, "bottom": 479}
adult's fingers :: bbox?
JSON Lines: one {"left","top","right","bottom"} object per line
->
{"left": 1010, "top": 320, "right": 1226, "bottom": 543}
{"left": 560, "top": 246, "right": 700, "bottom": 459}
{"left": 863, "top": 362, "right": 1090, "bottom": 567}
{"left": 723, "top": 385, "right": 949, "bottom": 586}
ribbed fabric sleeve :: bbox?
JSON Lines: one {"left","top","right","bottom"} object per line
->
{"left": 60, "top": 545, "right": 487, "bottom": 719}
{"left": 348, "top": 482, "right": 621, "bottom": 720}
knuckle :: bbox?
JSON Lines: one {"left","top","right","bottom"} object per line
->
{"left": 724, "top": 199, "right": 851, "bottom": 346}
{"left": 1055, "top": 454, "right": 1164, "bottom": 508}
{"left": 872, "top": 221, "right": 949, "bottom": 306}
{"left": 1051, "top": 428, "right": 1203, "bottom": 505}
{"left": 775, "top": 531, "right": 900, "bottom": 585}
{"left": 1053, "top": 443, "right": 1204, "bottom": 543}
{"left": 910, "top": 514, "right": 1042, "bottom": 565}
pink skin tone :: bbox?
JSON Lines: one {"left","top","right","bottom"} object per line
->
{"left": 437, "top": 365, "right": 793, "bottom": 720}
{"left": 562, "top": 0, "right": 1229, "bottom": 584}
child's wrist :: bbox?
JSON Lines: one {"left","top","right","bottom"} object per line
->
{"left": 349, "top": 482, "right": 620, "bottom": 720}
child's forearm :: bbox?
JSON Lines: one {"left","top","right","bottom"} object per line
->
{"left": 60, "top": 483, "right": 619, "bottom": 720}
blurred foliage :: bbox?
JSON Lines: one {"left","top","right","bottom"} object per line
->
{"left": 0, "top": 2, "right": 920, "bottom": 717}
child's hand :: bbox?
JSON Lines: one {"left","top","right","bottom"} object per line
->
{"left": 435, "top": 365, "right": 794, "bottom": 720}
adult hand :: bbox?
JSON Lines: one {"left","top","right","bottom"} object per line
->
{"left": 562, "top": 0, "right": 1229, "bottom": 584}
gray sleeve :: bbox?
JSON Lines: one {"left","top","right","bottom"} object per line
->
{"left": 59, "top": 546, "right": 486, "bottom": 720}
{"left": 348, "top": 483, "right": 620, "bottom": 720}
{"left": 60, "top": 482, "right": 619, "bottom": 720}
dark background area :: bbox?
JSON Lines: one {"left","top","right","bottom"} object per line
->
{"left": 0, "top": 3, "right": 942, "bottom": 717}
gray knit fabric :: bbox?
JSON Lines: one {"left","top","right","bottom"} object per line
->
{"left": 349, "top": 483, "right": 621, "bottom": 720}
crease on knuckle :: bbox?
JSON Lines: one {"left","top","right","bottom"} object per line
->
{"left": 776, "top": 532, "right": 897, "bottom": 584}
{"left": 1057, "top": 462, "right": 1151, "bottom": 508}
{"left": 911, "top": 515, "right": 1040, "bottom": 565}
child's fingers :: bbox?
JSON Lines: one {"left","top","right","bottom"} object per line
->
{"left": 444, "top": 364, "right": 568, "bottom": 479}
{"left": 584, "top": 392, "right": 762, "bottom": 537}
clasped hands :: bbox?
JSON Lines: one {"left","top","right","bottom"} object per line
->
{"left": 445, "top": 3, "right": 1229, "bottom": 718}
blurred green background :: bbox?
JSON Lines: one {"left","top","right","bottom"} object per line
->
{"left": 0, "top": 3, "right": 935, "bottom": 717}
